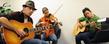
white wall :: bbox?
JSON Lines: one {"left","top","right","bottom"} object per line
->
{"left": 1, "top": 0, "right": 109, "bottom": 44}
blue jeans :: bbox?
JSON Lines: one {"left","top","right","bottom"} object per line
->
{"left": 41, "top": 32, "right": 57, "bottom": 44}
{"left": 75, "top": 32, "right": 95, "bottom": 44}
{"left": 22, "top": 39, "right": 48, "bottom": 44}
{"left": 54, "top": 27, "right": 61, "bottom": 39}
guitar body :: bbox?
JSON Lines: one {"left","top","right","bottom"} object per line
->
{"left": 74, "top": 26, "right": 86, "bottom": 36}
{"left": 73, "top": 21, "right": 86, "bottom": 36}
{"left": 3, "top": 20, "right": 35, "bottom": 44}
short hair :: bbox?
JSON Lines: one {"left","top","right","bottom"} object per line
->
{"left": 42, "top": 7, "right": 48, "bottom": 13}
{"left": 82, "top": 7, "right": 91, "bottom": 14}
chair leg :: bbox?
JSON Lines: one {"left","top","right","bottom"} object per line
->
{"left": 48, "top": 41, "right": 52, "bottom": 44}
{"left": 49, "top": 41, "right": 51, "bottom": 44}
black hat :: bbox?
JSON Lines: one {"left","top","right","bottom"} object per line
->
{"left": 23, "top": 1, "right": 36, "bottom": 10}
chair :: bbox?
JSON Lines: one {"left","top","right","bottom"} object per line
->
{"left": 91, "top": 18, "right": 109, "bottom": 44}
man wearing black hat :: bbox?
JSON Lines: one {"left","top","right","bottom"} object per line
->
{"left": 0, "top": 0, "right": 48, "bottom": 44}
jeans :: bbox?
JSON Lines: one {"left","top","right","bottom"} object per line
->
{"left": 41, "top": 32, "right": 57, "bottom": 44}
{"left": 75, "top": 32, "right": 95, "bottom": 44}
{"left": 54, "top": 27, "right": 61, "bottom": 39}
{"left": 22, "top": 39, "right": 48, "bottom": 44}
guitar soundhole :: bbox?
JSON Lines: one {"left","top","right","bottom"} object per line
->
{"left": 20, "top": 28, "right": 29, "bottom": 40}
{"left": 24, "top": 28, "right": 29, "bottom": 33}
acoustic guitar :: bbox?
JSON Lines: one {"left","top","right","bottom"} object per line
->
{"left": 3, "top": 20, "right": 50, "bottom": 44}
{"left": 73, "top": 20, "right": 99, "bottom": 36}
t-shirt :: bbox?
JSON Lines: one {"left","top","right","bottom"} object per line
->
{"left": 79, "top": 15, "right": 101, "bottom": 33}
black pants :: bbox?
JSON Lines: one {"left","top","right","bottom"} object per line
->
{"left": 75, "top": 32, "right": 95, "bottom": 44}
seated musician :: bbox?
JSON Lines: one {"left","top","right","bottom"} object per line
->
{"left": 0, "top": 1, "right": 48, "bottom": 44}
{"left": 73, "top": 7, "right": 101, "bottom": 44}
{"left": 35, "top": 7, "right": 61, "bottom": 44}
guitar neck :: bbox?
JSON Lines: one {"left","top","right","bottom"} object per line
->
{"left": 28, "top": 26, "right": 50, "bottom": 32}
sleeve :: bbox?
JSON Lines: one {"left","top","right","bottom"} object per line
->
{"left": 79, "top": 17, "right": 87, "bottom": 22}
{"left": 95, "top": 16, "right": 101, "bottom": 29}
{"left": 3, "top": 12, "right": 21, "bottom": 20}
{"left": 0, "top": 13, "right": 14, "bottom": 20}
{"left": 38, "top": 19, "right": 42, "bottom": 23}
